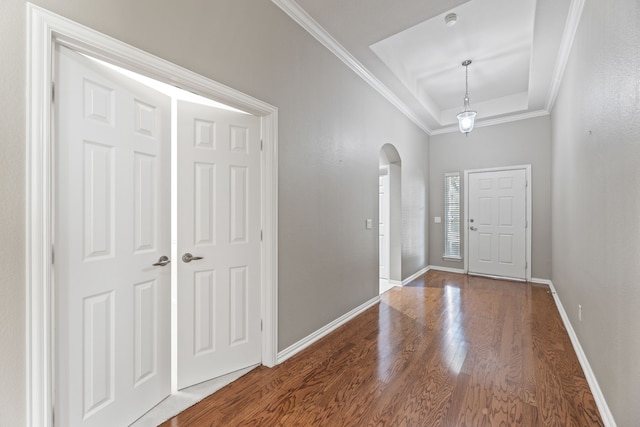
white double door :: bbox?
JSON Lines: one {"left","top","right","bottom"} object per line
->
{"left": 55, "top": 46, "right": 261, "bottom": 427}
{"left": 467, "top": 168, "right": 528, "bottom": 280}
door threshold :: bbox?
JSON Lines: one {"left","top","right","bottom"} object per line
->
{"left": 130, "top": 364, "right": 259, "bottom": 427}
{"left": 467, "top": 272, "right": 527, "bottom": 283}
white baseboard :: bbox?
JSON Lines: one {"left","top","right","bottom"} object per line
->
{"left": 530, "top": 277, "right": 552, "bottom": 285}
{"left": 277, "top": 295, "right": 380, "bottom": 364}
{"left": 389, "top": 280, "right": 402, "bottom": 287}
{"left": 546, "top": 281, "right": 617, "bottom": 427}
{"left": 401, "top": 266, "right": 430, "bottom": 286}
{"left": 427, "top": 265, "right": 466, "bottom": 275}
{"left": 379, "top": 279, "right": 395, "bottom": 295}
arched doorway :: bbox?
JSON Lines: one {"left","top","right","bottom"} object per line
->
{"left": 379, "top": 144, "right": 401, "bottom": 294}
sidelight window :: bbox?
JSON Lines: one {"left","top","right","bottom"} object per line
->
{"left": 444, "top": 172, "right": 461, "bottom": 260}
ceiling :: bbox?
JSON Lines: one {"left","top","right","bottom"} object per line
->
{"left": 272, "top": 0, "right": 580, "bottom": 134}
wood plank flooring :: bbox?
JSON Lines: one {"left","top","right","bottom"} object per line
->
{"left": 161, "top": 271, "right": 603, "bottom": 426}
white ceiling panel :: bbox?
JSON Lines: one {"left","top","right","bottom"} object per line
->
{"left": 275, "top": 0, "right": 578, "bottom": 133}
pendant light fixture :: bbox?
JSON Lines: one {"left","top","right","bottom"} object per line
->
{"left": 456, "top": 59, "right": 477, "bottom": 135}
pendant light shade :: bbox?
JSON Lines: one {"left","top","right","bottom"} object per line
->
{"left": 457, "top": 60, "right": 477, "bottom": 135}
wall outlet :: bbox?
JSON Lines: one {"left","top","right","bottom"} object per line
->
{"left": 365, "top": 218, "right": 373, "bottom": 229}
{"left": 578, "top": 304, "right": 582, "bottom": 322}
{"left": 434, "top": 216, "right": 442, "bottom": 224}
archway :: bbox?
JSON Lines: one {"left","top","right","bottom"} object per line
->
{"left": 379, "top": 144, "right": 402, "bottom": 294}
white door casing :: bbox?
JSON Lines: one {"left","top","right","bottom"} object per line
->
{"left": 176, "top": 100, "right": 262, "bottom": 389}
{"left": 465, "top": 167, "right": 530, "bottom": 281}
{"left": 28, "top": 6, "right": 278, "bottom": 427}
{"left": 55, "top": 45, "right": 171, "bottom": 426}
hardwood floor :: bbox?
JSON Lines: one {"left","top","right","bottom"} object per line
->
{"left": 161, "top": 271, "right": 603, "bottom": 426}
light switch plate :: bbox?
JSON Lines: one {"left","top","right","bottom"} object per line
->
{"left": 365, "top": 219, "right": 373, "bottom": 229}
{"left": 434, "top": 216, "right": 442, "bottom": 224}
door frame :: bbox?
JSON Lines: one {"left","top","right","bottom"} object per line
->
{"left": 26, "top": 5, "right": 278, "bottom": 427}
{"left": 463, "top": 165, "right": 531, "bottom": 281}
{"left": 378, "top": 165, "right": 390, "bottom": 293}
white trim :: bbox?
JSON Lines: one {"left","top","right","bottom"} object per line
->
{"left": 463, "top": 165, "right": 532, "bottom": 282}
{"left": 389, "top": 280, "right": 402, "bottom": 287}
{"left": 546, "top": 281, "right": 617, "bottom": 427}
{"left": 270, "top": 0, "right": 431, "bottom": 135}
{"left": 529, "top": 277, "right": 553, "bottom": 286}
{"left": 277, "top": 296, "right": 380, "bottom": 363}
{"left": 545, "top": 0, "right": 586, "bottom": 112}
{"left": 430, "top": 109, "right": 550, "bottom": 135}
{"left": 428, "top": 265, "right": 466, "bottom": 275}
{"left": 379, "top": 279, "right": 395, "bottom": 295}
{"left": 27, "top": 5, "right": 278, "bottom": 426}
{"left": 401, "top": 266, "right": 430, "bottom": 286}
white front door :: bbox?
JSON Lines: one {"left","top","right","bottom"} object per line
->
{"left": 467, "top": 168, "right": 527, "bottom": 280}
{"left": 379, "top": 169, "right": 390, "bottom": 292}
{"left": 55, "top": 46, "right": 171, "bottom": 427}
{"left": 176, "top": 100, "right": 262, "bottom": 389}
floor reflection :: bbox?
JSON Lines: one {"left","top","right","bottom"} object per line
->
{"left": 443, "top": 284, "right": 467, "bottom": 374}
{"left": 376, "top": 299, "right": 393, "bottom": 384}
{"left": 376, "top": 283, "right": 467, "bottom": 383}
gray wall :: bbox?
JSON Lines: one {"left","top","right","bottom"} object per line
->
{"left": 0, "top": 1, "right": 429, "bottom": 425}
{"left": 429, "top": 116, "right": 552, "bottom": 280}
{"left": 550, "top": 0, "right": 640, "bottom": 424}
{"left": 0, "top": 0, "right": 26, "bottom": 425}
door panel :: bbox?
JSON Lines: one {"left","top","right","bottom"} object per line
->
{"left": 468, "top": 169, "right": 527, "bottom": 280}
{"left": 56, "top": 46, "right": 171, "bottom": 427}
{"left": 177, "top": 100, "right": 261, "bottom": 389}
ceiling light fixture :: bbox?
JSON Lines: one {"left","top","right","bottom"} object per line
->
{"left": 457, "top": 59, "right": 477, "bottom": 135}
{"left": 444, "top": 13, "right": 457, "bottom": 26}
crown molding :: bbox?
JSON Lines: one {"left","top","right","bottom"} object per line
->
{"left": 545, "top": 0, "right": 586, "bottom": 111}
{"left": 271, "top": 0, "right": 432, "bottom": 135}
{"left": 430, "top": 109, "right": 551, "bottom": 135}
{"left": 273, "top": 0, "right": 585, "bottom": 136}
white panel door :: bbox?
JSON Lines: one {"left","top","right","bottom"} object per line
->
{"left": 56, "top": 46, "right": 171, "bottom": 427}
{"left": 177, "top": 100, "right": 262, "bottom": 389}
{"left": 468, "top": 169, "right": 527, "bottom": 280}
{"left": 379, "top": 169, "right": 390, "bottom": 291}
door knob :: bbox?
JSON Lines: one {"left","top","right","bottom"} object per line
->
{"left": 182, "top": 253, "right": 204, "bottom": 263}
{"left": 470, "top": 226, "right": 478, "bottom": 231}
{"left": 152, "top": 255, "right": 171, "bottom": 266}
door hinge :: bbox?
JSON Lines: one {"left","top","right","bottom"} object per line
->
{"left": 261, "top": 230, "right": 263, "bottom": 241}
{"left": 51, "top": 245, "right": 55, "bottom": 265}
{"left": 261, "top": 320, "right": 263, "bottom": 331}
{"left": 260, "top": 139, "right": 263, "bottom": 151}
{"left": 51, "top": 82, "right": 55, "bottom": 103}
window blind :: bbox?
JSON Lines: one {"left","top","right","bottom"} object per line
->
{"left": 444, "top": 173, "right": 461, "bottom": 258}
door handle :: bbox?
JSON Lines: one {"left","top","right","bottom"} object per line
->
{"left": 182, "top": 253, "right": 204, "bottom": 263}
{"left": 470, "top": 226, "right": 478, "bottom": 231}
{"left": 153, "top": 255, "right": 171, "bottom": 267}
